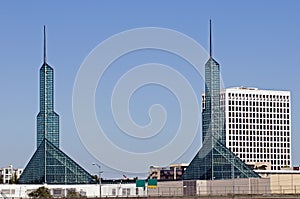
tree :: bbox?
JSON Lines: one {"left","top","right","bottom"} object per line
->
{"left": 28, "top": 186, "right": 52, "bottom": 198}
{"left": 92, "top": 174, "right": 99, "bottom": 183}
{"left": 9, "top": 173, "right": 17, "bottom": 184}
{"left": 66, "top": 190, "right": 83, "bottom": 198}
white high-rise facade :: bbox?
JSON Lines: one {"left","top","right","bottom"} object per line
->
{"left": 221, "top": 87, "right": 291, "bottom": 170}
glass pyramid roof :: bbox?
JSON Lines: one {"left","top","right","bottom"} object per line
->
{"left": 18, "top": 139, "right": 95, "bottom": 184}
{"left": 182, "top": 135, "right": 259, "bottom": 180}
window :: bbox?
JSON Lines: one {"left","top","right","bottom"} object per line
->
{"left": 112, "top": 189, "right": 116, "bottom": 196}
{"left": 122, "top": 188, "right": 127, "bottom": 196}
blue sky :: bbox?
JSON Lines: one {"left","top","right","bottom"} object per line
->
{"left": 0, "top": 1, "right": 300, "bottom": 178}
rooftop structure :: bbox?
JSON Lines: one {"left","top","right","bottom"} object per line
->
{"left": 148, "top": 163, "right": 189, "bottom": 180}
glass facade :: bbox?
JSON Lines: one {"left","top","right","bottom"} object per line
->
{"left": 182, "top": 136, "right": 259, "bottom": 180}
{"left": 19, "top": 40, "right": 94, "bottom": 184}
{"left": 37, "top": 63, "right": 59, "bottom": 148}
{"left": 182, "top": 57, "right": 259, "bottom": 180}
{"left": 202, "top": 58, "right": 225, "bottom": 144}
{"left": 18, "top": 139, "right": 94, "bottom": 184}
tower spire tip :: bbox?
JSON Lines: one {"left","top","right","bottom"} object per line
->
{"left": 44, "top": 25, "right": 46, "bottom": 64}
{"left": 209, "top": 19, "right": 212, "bottom": 58}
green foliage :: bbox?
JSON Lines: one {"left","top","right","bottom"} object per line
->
{"left": 28, "top": 186, "right": 52, "bottom": 198}
{"left": 66, "top": 190, "right": 82, "bottom": 198}
{"left": 92, "top": 174, "right": 99, "bottom": 182}
{"left": 9, "top": 173, "right": 17, "bottom": 184}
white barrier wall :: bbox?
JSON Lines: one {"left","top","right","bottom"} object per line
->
{"left": 0, "top": 183, "right": 146, "bottom": 198}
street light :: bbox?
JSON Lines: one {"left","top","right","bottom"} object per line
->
{"left": 92, "top": 163, "right": 103, "bottom": 198}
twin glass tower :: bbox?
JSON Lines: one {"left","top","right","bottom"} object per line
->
{"left": 182, "top": 21, "right": 259, "bottom": 180}
{"left": 18, "top": 22, "right": 258, "bottom": 183}
{"left": 19, "top": 27, "right": 94, "bottom": 184}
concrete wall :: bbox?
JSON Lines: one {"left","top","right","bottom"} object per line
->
{"left": 196, "top": 178, "right": 270, "bottom": 195}
{"left": 147, "top": 178, "right": 271, "bottom": 196}
{"left": 3, "top": 176, "right": 300, "bottom": 198}
{"left": 148, "top": 181, "right": 183, "bottom": 197}
{"left": 269, "top": 174, "right": 300, "bottom": 194}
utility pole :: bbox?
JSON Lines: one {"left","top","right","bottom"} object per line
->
{"left": 93, "top": 163, "right": 103, "bottom": 198}
{"left": 232, "top": 158, "right": 235, "bottom": 198}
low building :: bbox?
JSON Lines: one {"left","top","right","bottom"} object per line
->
{"left": 0, "top": 165, "right": 23, "bottom": 184}
{"left": 247, "top": 162, "right": 272, "bottom": 170}
{"left": 254, "top": 168, "right": 300, "bottom": 177}
{"left": 148, "top": 163, "right": 189, "bottom": 180}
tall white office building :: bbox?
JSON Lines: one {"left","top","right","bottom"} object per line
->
{"left": 220, "top": 87, "right": 291, "bottom": 170}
